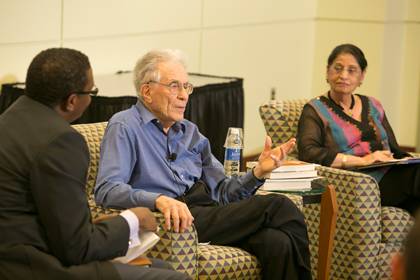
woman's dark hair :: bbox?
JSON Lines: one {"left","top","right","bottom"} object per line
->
{"left": 327, "top": 44, "right": 368, "bottom": 71}
{"left": 25, "top": 48, "right": 91, "bottom": 107}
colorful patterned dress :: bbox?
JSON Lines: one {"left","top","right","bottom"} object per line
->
{"left": 297, "top": 94, "right": 409, "bottom": 182}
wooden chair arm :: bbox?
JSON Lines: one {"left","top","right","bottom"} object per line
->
{"left": 128, "top": 256, "right": 152, "bottom": 266}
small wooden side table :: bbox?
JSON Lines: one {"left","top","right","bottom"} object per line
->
{"left": 317, "top": 184, "right": 338, "bottom": 280}
{"left": 261, "top": 181, "right": 338, "bottom": 280}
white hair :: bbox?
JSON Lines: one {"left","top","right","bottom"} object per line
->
{"left": 133, "top": 49, "right": 188, "bottom": 98}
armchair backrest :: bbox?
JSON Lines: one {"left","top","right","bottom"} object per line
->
{"left": 259, "top": 99, "right": 308, "bottom": 158}
{"left": 72, "top": 122, "right": 108, "bottom": 196}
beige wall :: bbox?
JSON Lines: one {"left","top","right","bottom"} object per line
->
{"left": 201, "top": 0, "right": 317, "bottom": 155}
{"left": 1, "top": 0, "right": 419, "bottom": 153}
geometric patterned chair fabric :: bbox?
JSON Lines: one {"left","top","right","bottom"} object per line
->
{"left": 259, "top": 100, "right": 414, "bottom": 280}
{"left": 72, "top": 121, "right": 304, "bottom": 279}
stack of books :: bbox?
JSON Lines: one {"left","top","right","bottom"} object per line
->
{"left": 259, "top": 160, "right": 319, "bottom": 191}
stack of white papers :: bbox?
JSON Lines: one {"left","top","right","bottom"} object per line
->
{"left": 113, "top": 231, "right": 160, "bottom": 264}
{"left": 261, "top": 160, "right": 319, "bottom": 191}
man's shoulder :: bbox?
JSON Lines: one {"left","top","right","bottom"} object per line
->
{"left": 0, "top": 97, "right": 82, "bottom": 165}
{"left": 180, "top": 119, "right": 205, "bottom": 139}
{"left": 1, "top": 96, "right": 73, "bottom": 139}
{"left": 109, "top": 105, "right": 141, "bottom": 126}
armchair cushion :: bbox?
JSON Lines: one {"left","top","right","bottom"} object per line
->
{"left": 197, "top": 245, "right": 260, "bottom": 279}
{"left": 381, "top": 206, "right": 412, "bottom": 244}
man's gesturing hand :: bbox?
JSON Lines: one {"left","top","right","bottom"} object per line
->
{"left": 155, "top": 195, "right": 194, "bottom": 233}
{"left": 253, "top": 136, "right": 296, "bottom": 179}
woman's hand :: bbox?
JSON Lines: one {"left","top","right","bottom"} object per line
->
{"left": 253, "top": 136, "right": 296, "bottom": 179}
{"left": 362, "top": 150, "right": 394, "bottom": 166}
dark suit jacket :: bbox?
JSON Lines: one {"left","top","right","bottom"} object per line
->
{"left": 0, "top": 96, "right": 129, "bottom": 279}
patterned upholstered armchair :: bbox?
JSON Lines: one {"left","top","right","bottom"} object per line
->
{"left": 72, "top": 121, "right": 303, "bottom": 279}
{"left": 259, "top": 100, "right": 414, "bottom": 280}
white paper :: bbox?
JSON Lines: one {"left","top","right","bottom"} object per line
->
{"left": 113, "top": 231, "right": 160, "bottom": 264}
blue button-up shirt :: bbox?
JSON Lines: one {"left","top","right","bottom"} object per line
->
{"left": 95, "top": 101, "right": 263, "bottom": 210}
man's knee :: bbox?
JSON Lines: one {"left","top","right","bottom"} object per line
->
{"left": 254, "top": 193, "right": 296, "bottom": 207}
{"left": 254, "top": 194, "right": 305, "bottom": 220}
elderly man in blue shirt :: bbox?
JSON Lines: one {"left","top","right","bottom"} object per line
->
{"left": 95, "top": 49, "right": 311, "bottom": 280}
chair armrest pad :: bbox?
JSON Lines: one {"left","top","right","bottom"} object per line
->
{"left": 315, "top": 164, "right": 382, "bottom": 231}
{"left": 89, "top": 199, "right": 199, "bottom": 276}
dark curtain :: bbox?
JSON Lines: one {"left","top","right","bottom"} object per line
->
{"left": 0, "top": 74, "right": 244, "bottom": 163}
{"left": 75, "top": 95, "right": 137, "bottom": 124}
{"left": 0, "top": 83, "right": 25, "bottom": 114}
{"left": 185, "top": 73, "right": 244, "bottom": 163}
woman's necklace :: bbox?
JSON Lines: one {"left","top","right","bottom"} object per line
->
{"left": 328, "top": 92, "right": 355, "bottom": 117}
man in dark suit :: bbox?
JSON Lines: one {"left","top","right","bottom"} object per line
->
{"left": 0, "top": 48, "right": 190, "bottom": 280}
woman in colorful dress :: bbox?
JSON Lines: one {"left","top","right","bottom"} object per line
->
{"left": 297, "top": 43, "right": 420, "bottom": 214}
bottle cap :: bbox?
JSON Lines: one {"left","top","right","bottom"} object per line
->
{"left": 224, "top": 127, "right": 243, "bottom": 148}
{"left": 269, "top": 87, "right": 277, "bottom": 106}
{"left": 270, "top": 87, "right": 276, "bottom": 100}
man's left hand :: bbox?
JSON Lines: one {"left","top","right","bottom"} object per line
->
{"left": 253, "top": 136, "right": 296, "bottom": 179}
{"left": 155, "top": 195, "right": 194, "bottom": 233}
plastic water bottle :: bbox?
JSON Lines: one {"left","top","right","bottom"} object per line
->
{"left": 224, "top": 127, "right": 243, "bottom": 176}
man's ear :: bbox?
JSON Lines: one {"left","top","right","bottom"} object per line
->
{"left": 140, "top": 83, "right": 152, "bottom": 103}
{"left": 61, "top": 93, "right": 78, "bottom": 112}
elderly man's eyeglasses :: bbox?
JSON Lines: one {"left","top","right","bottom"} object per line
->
{"left": 148, "top": 80, "right": 194, "bottom": 95}
{"left": 330, "top": 64, "right": 361, "bottom": 76}
{"left": 73, "top": 86, "right": 99, "bottom": 97}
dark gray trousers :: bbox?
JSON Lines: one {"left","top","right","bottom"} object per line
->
{"left": 380, "top": 164, "right": 420, "bottom": 215}
{"left": 190, "top": 194, "right": 312, "bottom": 280}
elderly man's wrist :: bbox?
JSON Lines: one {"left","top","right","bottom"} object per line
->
{"left": 252, "top": 166, "right": 265, "bottom": 181}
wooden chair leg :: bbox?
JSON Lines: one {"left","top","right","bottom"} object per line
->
{"left": 317, "top": 185, "right": 338, "bottom": 280}
{"left": 128, "top": 256, "right": 152, "bottom": 267}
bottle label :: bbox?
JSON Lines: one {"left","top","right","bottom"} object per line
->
{"left": 224, "top": 148, "right": 241, "bottom": 161}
